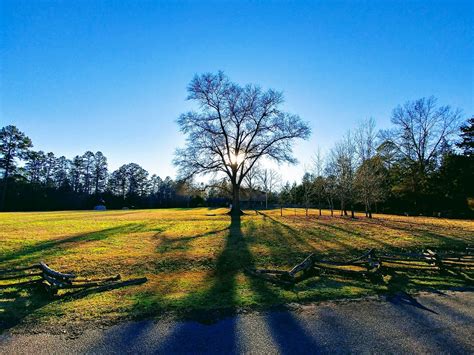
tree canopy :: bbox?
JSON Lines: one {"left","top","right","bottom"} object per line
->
{"left": 174, "top": 72, "right": 311, "bottom": 215}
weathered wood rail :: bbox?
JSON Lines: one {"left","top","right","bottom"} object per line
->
{"left": 246, "top": 246, "right": 473, "bottom": 286}
{"left": 0, "top": 262, "right": 147, "bottom": 296}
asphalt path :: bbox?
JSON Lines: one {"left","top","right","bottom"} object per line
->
{"left": 1, "top": 290, "right": 473, "bottom": 354}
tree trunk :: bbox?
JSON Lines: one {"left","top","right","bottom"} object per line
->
{"left": 231, "top": 183, "right": 243, "bottom": 216}
{"left": 265, "top": 192, "right": 268, "bottom": 209}
{"left": 1, "top": 167, "right": 10, "bottom": 211}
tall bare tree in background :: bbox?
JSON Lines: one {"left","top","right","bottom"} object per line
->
{"left": 243, "top": 163, "right": 262, "bottom": 209}
{"left": 312, "top": 148, "right": 325, "bottom": 216}
{"left": 380, "top": 97, "right": 461, "bottom": 210}
{"left": 329, "top": 133, "right": 357, "bottom": 218}
{"left": 259, "top": 168, "right": 279, "bottom": 209}
{"left": 174, "top": 72, "right": 311, "bottom": 216}
{"left": 301, "top": 171, "right": 315, "bottom": 217}
{"left": 354, "top": 118, "right": 386, "bottom": 218}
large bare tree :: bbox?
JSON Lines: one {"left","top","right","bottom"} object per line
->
{"left": 174, "top": 72, "right": 311, "bottom": 216}
{"left": 380, "top": 96, "right": 461, "bottom": 208}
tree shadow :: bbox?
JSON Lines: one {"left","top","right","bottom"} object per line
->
{"left": 0, "top": 283, "right": 52, "bottom": 332}
{"left": 155, "top": 226, "right": 230, "bottom": 254}
{"left": 357, "top": 218, "right": 470, "bottom": 248}
{"left": 123, "top": 215, "right": 323, "bottom": 353}
{"left": 0, "top": 224, "right": 146, "bottom": 266}
{"left": 0, "top": 224, "right": 149, "bottom": 333}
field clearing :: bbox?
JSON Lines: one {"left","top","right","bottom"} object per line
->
{"left": 1, "top": 208, "right": 473, "bottom": 332}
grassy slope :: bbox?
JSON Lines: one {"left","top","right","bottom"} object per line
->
{"left": 0, "top": 208, "right": 473, "bottom": 331}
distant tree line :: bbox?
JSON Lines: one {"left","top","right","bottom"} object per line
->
{"left": 272, "top": 99, "right": 473, "bottom": 218}
{"left": 0, "top": 126, "right": 205, "bottom": 211}
{"left": 2, "top": 96, "right": 473, "bottom": 216}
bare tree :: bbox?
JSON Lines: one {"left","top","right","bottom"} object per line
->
{"left": 324, "top": 158, "right": 337, "bottom": 217}
{"left": 174, "top": 72, "right": 311, "bottom": 216}
{"left": 380, "top": 96, "right": 461, "bottom": 209}
{"left": 312, "top": 148, "right": 325, "bottom": 216}
{"left": 354, "top": 118, "right": 385, "bottom": 218}
{"left": 329, "top": 133, "right": 357, "bottom": 218}
{"left": 354, "top": 156, "right": 386, "bottom": 218}
{"left": 243, "top": 163, "right": 262, "bottom": 209}
{"left": 259, "top": 168, "right": 280, "bottom": 209}
{"left": 301, "top": 171, "right": 315, "bottom": 217}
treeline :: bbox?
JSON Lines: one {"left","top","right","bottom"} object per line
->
{"left": 274, "top": 99, "right": 473, "bottom": 218}
{"left": 1, "top": 97, "right": 473, "bottom": 216}
{"left": 0, "top": 128, "right": 205, "bottom": 211}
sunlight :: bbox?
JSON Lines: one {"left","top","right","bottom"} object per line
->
{"left": 229, "top": 151, "right": 245, "bottom": 166}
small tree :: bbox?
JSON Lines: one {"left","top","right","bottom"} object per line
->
{"left": 354, "top": 156, "right": 386, "bottom": 218}
{"left": 329, "top": 133, "right": 357, "bottom": 217}
{"left": 259, "top": 168, "right": 279, "bottom": 209}
{"left": 174, "top": 72, "right": 310, "bottom": 216}
{"left": 324, "top": 162, "right": 337, "bottom": 217}
{"left": 301, "top": 172, "right": 315, "bottom": 217}
{"left": 278, "top": 181, "right": 292, "bottom": 216}
{"left": 243, "top": 163, "right": 262, "bottom": 209}
{"left": 354, "top": 118, "right": 386, "bottom": 217}
{"left": 312, "top": 148, "right": 325, "bottom": 216}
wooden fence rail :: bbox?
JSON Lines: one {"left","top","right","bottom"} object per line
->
{"left": 0, "top": 262, "right": 147, "bottom": 296}
{"left": 246, "top": 246, "right": 473, "bottom": 286}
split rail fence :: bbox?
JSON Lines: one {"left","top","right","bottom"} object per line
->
{"left": 0, "top": 262, "right": 147, "bottom": 296}
{"left": 246, "top": 247, "right": 474, "bottom": 286}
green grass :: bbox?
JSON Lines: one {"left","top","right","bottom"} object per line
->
{"left": 0, "top": 208, "right": 473, "bottom": 331}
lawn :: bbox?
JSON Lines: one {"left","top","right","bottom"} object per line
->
{"left": 1, "top": 208, "right": 473, "bottom": 332}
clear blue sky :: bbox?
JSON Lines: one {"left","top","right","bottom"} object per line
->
{"left": 1, "top": 0, "right": 472, "bottom": 182}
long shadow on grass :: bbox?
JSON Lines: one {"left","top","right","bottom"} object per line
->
{"left": 355, "top": 218, "right": 470, "bottom": 248}
{"left": 155, "top": 226, "right": 230, "bottom": 254}
{"left": 91, "top": 215, "right": 322, "bottom": 353}
{"left": 0, "top": 224, "right": 145, "bottom": 266}
{"left": 0, "top": 283, "right": 52, "bottom": 332}
{"left": 0, "top": 224, "right": 149, "bottom": 332}
{"left": 84, "top": 214, "right": 473, "bottom": 352}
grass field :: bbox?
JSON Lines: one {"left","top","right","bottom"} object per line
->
{"left": 1, "top": 208, "right": 473, "bottom": 332}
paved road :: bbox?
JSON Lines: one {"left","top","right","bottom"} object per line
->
{"left": 1, "top": 291, "right": 473, "bottom": 354}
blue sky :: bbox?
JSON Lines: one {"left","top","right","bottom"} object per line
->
{"left": 1, "top": 0, "right": 473, "bottom": 182}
